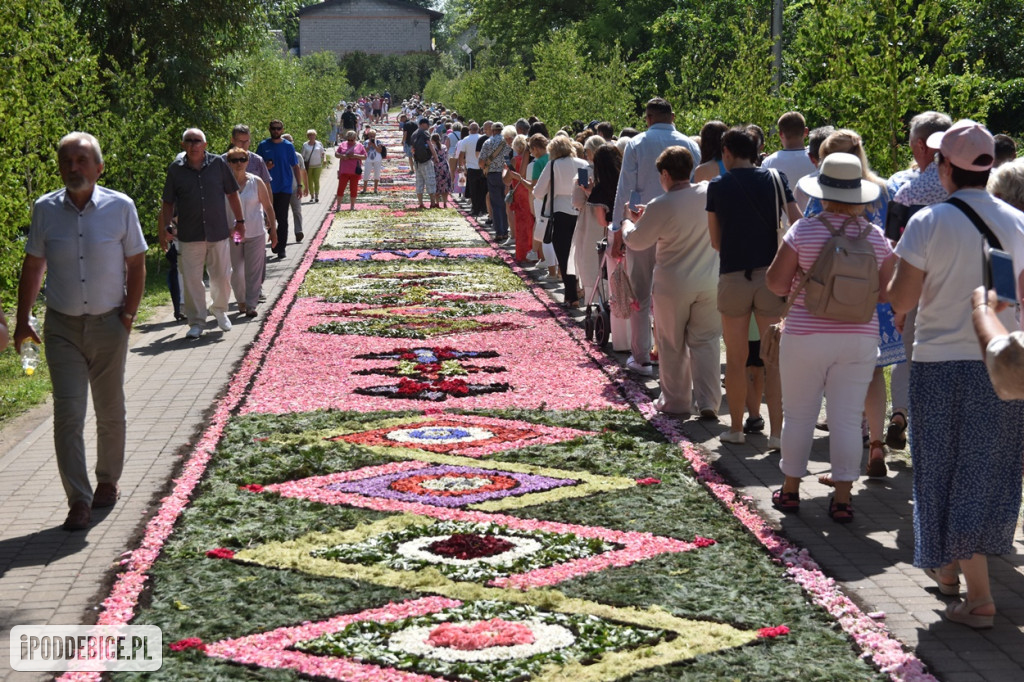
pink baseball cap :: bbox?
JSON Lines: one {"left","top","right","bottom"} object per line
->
{"left": 926, "top": 119, "right": 995, "bottom": 171}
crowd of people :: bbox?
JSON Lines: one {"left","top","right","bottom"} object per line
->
{"left": 4, "top": 92, "right": 1024, "bottom": 632}
{"left": 397, "top": 96, "right": 1024, "bottom": 630}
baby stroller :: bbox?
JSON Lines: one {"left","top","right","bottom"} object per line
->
{"left": 583, "top": 239, "right": 613, "bottom": 348}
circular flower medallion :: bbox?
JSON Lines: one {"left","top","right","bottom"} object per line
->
{"left": 426, "top": 533, "right": 517, "bottom": 560}
{"left": 395, "top": 534, "right": 543, "bottom": 566}
{"left": 427, "top": 619, "right": 535, "bottom": 650}
{"left": 385, "top": 425, "right": 496, "bottom": 446}
{"left": 389, "top": 472, "right": 519, "bottom": 497}
{"left": 388, "top": 619, "right": 575, "bottom": 662}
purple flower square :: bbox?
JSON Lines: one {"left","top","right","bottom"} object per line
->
{"left": 324, "top": 464, "right": 576, "bottom": 507}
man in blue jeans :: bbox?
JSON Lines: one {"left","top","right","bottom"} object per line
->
{"left": 478, "top": 122, "right": 511, "bottom": 241}
{"left": 256, "top": 119, "right": 303, "bottom": 258}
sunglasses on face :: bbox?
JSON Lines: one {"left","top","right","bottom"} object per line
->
{"left": 269, "top": 126, "right": 283, "bottom": 131}
{"left": 228, "top": 157, "right": 248, "bottom": 164}
{"left": 183, "top": 138, "right": 204, "bottom": 144}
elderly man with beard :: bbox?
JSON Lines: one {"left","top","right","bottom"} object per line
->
{"left": 15, "top": 132, "right": 147, "bottom": 530}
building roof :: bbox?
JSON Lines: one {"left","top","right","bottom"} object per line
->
{"left": 297, "top": 0, "right": 443, "bottom": 21}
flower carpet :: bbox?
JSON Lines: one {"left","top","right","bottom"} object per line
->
{"left": 69, "top": 125, "right": 936, "bottom": 682}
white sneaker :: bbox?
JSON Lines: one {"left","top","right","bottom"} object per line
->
{"left": 766, "top": 436, "right": 782, "bottom": 451}
{"left": 626, "top": 356, "right": 655, "bottom": 377}
{"left": 720, "top": 430, "right": 746, "bottom": 444}
{"left": 534, "top": 260, "right": 550, "bottom": 269}
{"left": 214, "top": 311, "right": 232, "bottom": 332}
{"left": 185, "top": 324, "right": 203, "bottom": 340}
{"left": 525, "top": 250, "right": 538, "bottom": 261}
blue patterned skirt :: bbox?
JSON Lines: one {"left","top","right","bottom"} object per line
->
{"left": 911, "top": 360, "right": 1024, "bottom": 568}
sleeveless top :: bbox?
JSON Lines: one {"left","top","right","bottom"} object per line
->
{"left": 237, "top": 174, "right": 265, "bottom": 239}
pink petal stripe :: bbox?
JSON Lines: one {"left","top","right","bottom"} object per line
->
{"left": 57, "top": 211, "right": 337, "bottom": 682}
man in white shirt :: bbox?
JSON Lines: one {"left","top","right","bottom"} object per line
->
{"left": 761, "top": 111, "right": 817, "bottom": 212}
{"left": 458, "top": 122, "right": 484, "bottom": 216}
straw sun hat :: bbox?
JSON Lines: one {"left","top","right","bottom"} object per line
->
{"left": 797, "top": 152, "right": 880, "bottom": 205}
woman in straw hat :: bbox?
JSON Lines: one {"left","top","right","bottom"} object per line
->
{"left": 765, "top": 152, "right": 897, "bottom": 524}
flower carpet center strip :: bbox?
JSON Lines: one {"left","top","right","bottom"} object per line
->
{"left": 64, "top": 123, "right": 933, "bottom": 682}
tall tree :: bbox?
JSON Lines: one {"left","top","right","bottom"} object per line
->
{"left": 0, "top": 0, "right": 107, "bottom": 302}
{"left": 63, "top": 0, "right": 292, "bottom": 126}
{"left": 786, "top": 0, "right": 990, "bottom": 175}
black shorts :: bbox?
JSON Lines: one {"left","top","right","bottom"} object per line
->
{"left": 372, "top": 109, "right": 382, "bottom": 116}
{"left": 746, "top": 340, "right": 764, "bottom": 368}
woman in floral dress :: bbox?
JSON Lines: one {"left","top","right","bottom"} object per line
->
{"left": 432, "top": 133, "right": 452, "bottom": 208}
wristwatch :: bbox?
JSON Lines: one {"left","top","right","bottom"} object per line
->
{"left": 235, "top": 218, "right": 245, "bottom": 223}
{"left": 121, "top": 311, "right": 136, "bottom": 322}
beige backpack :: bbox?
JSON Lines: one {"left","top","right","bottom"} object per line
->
{"left": 800, "top": 215, "right": 879, "bottom": 323}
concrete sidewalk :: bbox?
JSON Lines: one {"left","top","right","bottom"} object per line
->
{"left": 0, "top": 172, "right": 339, "bottom": 681}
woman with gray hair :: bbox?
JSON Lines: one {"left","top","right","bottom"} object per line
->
{"left": 988, "top": 158, "right": 1024, "bottom": 211}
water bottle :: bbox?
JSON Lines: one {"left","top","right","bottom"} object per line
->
{"left": 21, "top": 314, "right": 39, "bottom": 376}
{"left": 233, "top": 230, "right": 242, "bottom": 244}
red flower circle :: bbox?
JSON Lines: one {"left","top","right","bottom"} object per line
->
{"left": 426, "top": 533, "right": 517, "bottom": 560}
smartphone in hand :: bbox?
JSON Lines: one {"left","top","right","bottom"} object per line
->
{"left": 989, "top": 248, "right": 1018, "bottom": 303}
{"left": 578, "top": 167, "right": 589, "bottom": 187}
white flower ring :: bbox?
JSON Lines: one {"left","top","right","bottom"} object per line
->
{"left": 387, "top": 618, "right": 575, "bottom": 662}
{"left": 395, "top": 534, "right": 543, "bottom": 566}
{"left": 385, "top": 426, "right": 496, "bottom": 446}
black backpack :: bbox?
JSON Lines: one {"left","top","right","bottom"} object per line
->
{"left": 380, "top": 144, "right": 388, "bottom": 159}
{"left": 413, "top": 132, "right": 432, "bottom": 163}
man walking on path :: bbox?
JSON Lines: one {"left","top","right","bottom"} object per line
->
{"left": 411, "top": 117, "right": 439, "bottom": 209}
{"left": 227, "top": 124, "right": 272, "bottom": 186}
{"left": 161, "top": 128, "right": 245, "bottom": 339}
{"left": 256, "top": 120, "right": 303, "bottom": 258}
{"left": 14, "top": 132, "right": 147, "bottom": 531}
{"left": 282, "top": 133, "right": 309, "bottom": 240}
{"left": 611, "top": 98, "right": 701, "bottom": 376}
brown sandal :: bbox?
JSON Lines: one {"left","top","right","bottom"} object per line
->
{"left": 865, "top": 440, "right": 887, "bottom": 478}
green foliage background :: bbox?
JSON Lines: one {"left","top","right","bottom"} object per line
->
{"left": 431, "top": 0, "right": 1023, "bottom": 174}
{"left": 0, "top": 2, "right": 351, "bottom": 312}
{"left": 4, "top": 0, "right": 1024, "bottom": 313}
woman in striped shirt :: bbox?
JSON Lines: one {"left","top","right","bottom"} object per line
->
{"left": 765, "top": 152, "right": 897, "bottom": 523}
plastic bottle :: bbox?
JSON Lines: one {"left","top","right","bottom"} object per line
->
{"left": 21, "top": 314, "right": 39, "bottom": 376}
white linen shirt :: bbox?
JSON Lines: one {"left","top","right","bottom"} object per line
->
{"left": 26, "top": 185, "right": 147, "bottom": 317}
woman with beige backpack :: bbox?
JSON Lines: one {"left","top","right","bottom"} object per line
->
{"left": 765, "top": 152, "right": 897, "bottom": 524}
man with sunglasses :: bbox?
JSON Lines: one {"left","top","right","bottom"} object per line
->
{"left": 160, "top": 128, "right": 244, "bottom": 340}
{"left": 256, "top": 120, "right": 303, "bottom": 257}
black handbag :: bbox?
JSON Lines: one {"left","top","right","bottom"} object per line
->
{"left": 541, "top": 159, "right": 556, "bottom": 243}
{"left": 355, "top": 160, "right": 362, "bottom": 176}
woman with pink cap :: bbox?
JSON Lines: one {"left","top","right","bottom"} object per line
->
{"left": 889, "top": 120, "right": 1024, "bottom": 629}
